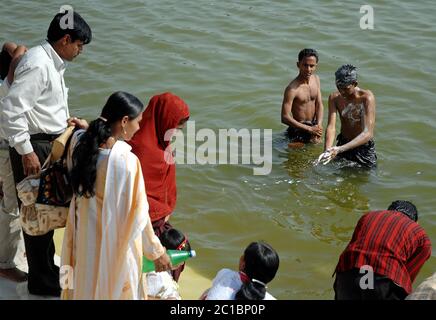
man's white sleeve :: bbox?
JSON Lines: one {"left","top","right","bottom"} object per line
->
{"left": 0, "top": 78, "right": 9, "bottom": 98}
{"left": 0, "top": 62, "right": 45, "bottom": 155}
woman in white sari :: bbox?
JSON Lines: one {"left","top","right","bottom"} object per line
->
{"left": 61, "top": 91, "right": 171, "bottom": 299}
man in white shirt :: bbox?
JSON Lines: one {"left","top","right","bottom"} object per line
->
{"left": 0, "top": 11, "right": 92, "bottom": 297}
{"left": 0, "top": 42, "right": 28, "bottom": 283}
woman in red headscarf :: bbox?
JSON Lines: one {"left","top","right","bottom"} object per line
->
{"left": 128, "top": 92, "right": 190, "bottom": 281}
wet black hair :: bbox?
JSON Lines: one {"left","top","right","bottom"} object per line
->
{"left": 298, "top": 48, "right": 319, "bottom": 63}
{"left": 388, "top": 200, "right": 418, "bottom": 222}
{"left": 47, "top": 11, "right": 92, "bottom": 44}
{"left": 71, "top": 91, "right": 143, "bottom": 198}
{"left": 160, "top": 229, "right": 191, "bottom": 251}
{"left": 235, "top": 241, "right": 279, "bottom": 300}
{"left": 335, "top": 64, "right": 358, "bottom": 88}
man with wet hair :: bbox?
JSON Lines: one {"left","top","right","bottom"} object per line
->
{"left": 281, "top": 48, "right": 324, "bottom": 146}
{"left": 322, "top": 64, "right": 376, "bottom": 167}
{"left": 333, "top": 200, "right": 432, "bottom": 300}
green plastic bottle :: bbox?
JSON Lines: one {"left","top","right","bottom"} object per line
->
{"left": 142, "top": 249, "right": 196, "bottom": 273}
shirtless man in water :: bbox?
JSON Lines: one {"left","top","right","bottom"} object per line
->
{"left": 323, "top": 64, "right": 376, "bottom": 168}
{"left": 281, "top": 48, "right": 324, "bottom": 145}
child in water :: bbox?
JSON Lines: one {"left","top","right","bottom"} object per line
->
{"left": 201, "top": 241, "right": 279, "bottom": 300}
{"left": 146, "top": 228, "right": 191, "bottom": 300}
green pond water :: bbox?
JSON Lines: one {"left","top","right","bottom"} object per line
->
{"left": 1, "top": 0, "right": 435, "bottom": 299}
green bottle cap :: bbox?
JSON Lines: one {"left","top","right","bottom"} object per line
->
{"left": 190, "top": 250, "right": 196, "bottom": 258}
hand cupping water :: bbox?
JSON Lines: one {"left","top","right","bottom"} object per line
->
{"left": 315, "top": 147, "right": 340, "bottom": 165}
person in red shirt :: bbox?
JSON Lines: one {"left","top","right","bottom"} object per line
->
{"left": 128, "top": 92, "right": 190, "bottom": 282}
{"left": 334, "top": 200, "right": 432, "bottom": 300}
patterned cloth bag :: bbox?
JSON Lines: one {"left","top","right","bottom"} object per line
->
{"left": 16, "top": 127, "right": 74, "bottom": 236}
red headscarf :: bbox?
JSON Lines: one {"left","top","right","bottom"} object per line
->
{"left": 128, "top": 93, "right": 190, "bottom": 222}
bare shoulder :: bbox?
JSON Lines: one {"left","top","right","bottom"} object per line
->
{"left": 359, "top": 88, "right": 374, "bottom": 99}
{"left": 329, "top": 90, "right": 341, "bottom": 101}
{"left": 288, "top": 77, "right": 301, "bottom": 90}
{"left": 284, "top": 78, "right": 300, "bottom": 95}
{"left": 359, "top": 88, "right": 376, "bottom": 106}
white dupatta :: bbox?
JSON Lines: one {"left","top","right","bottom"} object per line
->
{"left": 61, "top": 138, "right": 164, "bottom": 300}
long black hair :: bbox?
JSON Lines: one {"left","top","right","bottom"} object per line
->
{"left": 235, "top": 241, "right": 279, "bottom": 300}
{"left": 71, "top": 91, "right": 143, "bottom": 198}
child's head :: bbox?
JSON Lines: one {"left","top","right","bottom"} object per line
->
{"left": 236, "top": 241, "right": 279, "bottom": 300}
{"left": 160, "top": 228, "right": 191, "bottom": 252}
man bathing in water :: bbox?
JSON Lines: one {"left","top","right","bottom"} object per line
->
{"left": 320, "top": 64, "right": 377, "bottom": 168}
{"left": 281, "top": 48, "right": 324, "bottom": 146}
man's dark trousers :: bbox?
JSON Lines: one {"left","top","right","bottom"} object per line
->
{"left": 9, "top": 134, "right": 61, "bottom": 296}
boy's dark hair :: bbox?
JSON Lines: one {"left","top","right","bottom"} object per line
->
{"left": 0, "top": 49, "right": 12, "bottom": 80}
{"left": 160, "top": 228, "right": 191, "bottom": 251}
{"left": 298, "top": 48, "right": 319, "bottom": 62}
{"left": 388, "top": 200, "right": 418, "bottom": 222}
{"left": 47, "top": 11, "right": 92, "bottom": 44}
{"left": 335, "top": 64, "right": 358, "bottom": 88}
{"left": 235, "top": 241, "right": 279, "bottom": 300}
